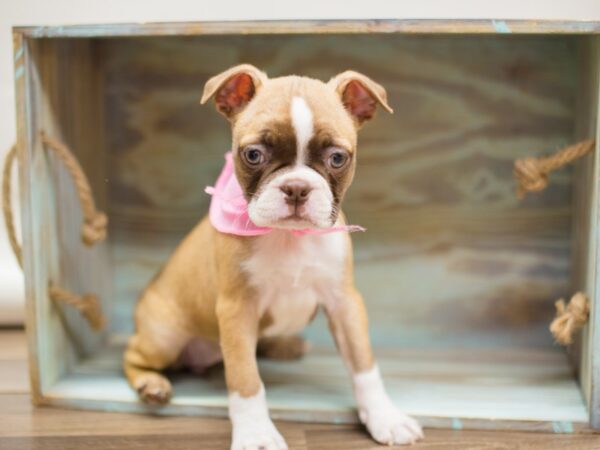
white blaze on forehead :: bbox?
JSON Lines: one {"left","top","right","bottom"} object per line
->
{"left": 290, "top": 96, "right": 314, "bottom": 165}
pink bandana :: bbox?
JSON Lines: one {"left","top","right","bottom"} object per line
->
{"left": 205, "top": 152, "right": 365, "bottom": 237}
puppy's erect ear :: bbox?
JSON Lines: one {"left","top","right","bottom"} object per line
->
{"left": 200, "top": 64, "right": 267, "bottom": 119}
{"left": 328, "top": 70, "right": 393, "bottom": 126}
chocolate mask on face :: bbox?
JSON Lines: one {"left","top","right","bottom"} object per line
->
{"left": 201, "top": 65, "right": 393, "bottom": 231}
{"left": 205, "top": 152, "right": 366, "bottom": 236}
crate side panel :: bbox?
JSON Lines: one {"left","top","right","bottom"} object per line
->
{"left": 21, "top": 38, "right": 110, "bottom": 395}
{"left": 103, "top": 35, "right": 578, "bottom": 352}
{"left": 569, "top": 37, "right": 600, "bottom": 425}
{"left": 21, "top": 38, "right": 73, "bottom": 393}
{"left": 14, "top": 31, "right": 44, "bottom": 402}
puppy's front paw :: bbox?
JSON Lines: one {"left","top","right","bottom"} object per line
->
{"left": 231, "top": 417, "right": 288, "bottom": 450}
{"left": 359, "top": 404, "right": 423, "bottom": 446}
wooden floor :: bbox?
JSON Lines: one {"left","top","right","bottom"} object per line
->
{"left": 1, "top": 330, "right": 600, "bottom": 449}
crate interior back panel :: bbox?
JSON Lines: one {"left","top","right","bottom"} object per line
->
{"left": 14, "top": 23, "right": 600, "bottom": 431}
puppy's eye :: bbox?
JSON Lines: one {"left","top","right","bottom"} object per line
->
{"left": 242, "top": 146, "right": 266, "bottom": 166}
{"left": 327, "top": 150, "right": 349, "bottom": 170}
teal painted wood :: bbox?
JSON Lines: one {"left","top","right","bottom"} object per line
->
{"left": 41, "top": 344, "right": 588, "bottom": 432}
{"left": 569, "top": 36, "right": 600, "bottom": 429}
{"left": 11, "top": 21, "right": 600, "bottom": 431}
{"left": 12, "top": 19, "right": 600, "bottom": 39}
{"left": 104, "top": 34, "right": 578, "bottom": 346}
{"left": 13, "top": 32, "right": 44, "bottom": 402}
{"left": 588, "top": 40, "right": 600, "bottom": 429}
{"left": 15, "top": 37, "right": 111, "bottom": 402}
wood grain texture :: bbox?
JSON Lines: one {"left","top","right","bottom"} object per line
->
{"left": 12, "top": 31, "right": 40, "bottom": 404}
{"left": 39, "top": 343, "right": 588, "bottom": 430}
{"left": 13, "top": 29, "right": 599, "bottom": 430}
{"left": 2, "top": 330, "right": 600, "bottom": 449}
{"left": 102, "top": 35, "right": 578, "bottom": 351}
{"left": 581, "top": 37, "right": 600, "bottom": 428}
{"left": 17, "top": 37, "right": 110, "bottom": 400}
{"left": 0, "top": 393, "right": 599, "bottom": 450}
{"left": 570, "top": 37, "right": 600, "bottom": 427}
{"left": 12, "top": 19, "right": 600, "bottom": 39}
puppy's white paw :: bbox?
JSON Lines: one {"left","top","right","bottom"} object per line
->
{"left": 353, "top": 365, "right": 424, "bottom": 446}
{"left": 231, "top": 417, "right": 288, "bottom": 450}
{"left": 359, "top": 403, "right": 423, "bottom": 446}
{"left": 229, "top": 385, "right": 288, "bottom": 450}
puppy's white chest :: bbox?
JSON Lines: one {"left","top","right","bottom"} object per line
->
{"left": 243, "top": 230, "right": 347, "bottom": 336}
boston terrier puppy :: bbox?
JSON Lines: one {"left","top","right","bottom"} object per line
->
{"left": 124, "top": 64, "right": 423, "bottom": 449}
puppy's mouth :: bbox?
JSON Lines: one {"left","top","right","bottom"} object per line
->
{"left": 275, "top": 213, "right": 320, "bottom": 230}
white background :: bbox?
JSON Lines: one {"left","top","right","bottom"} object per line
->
{"left": 1, "top": 0, "right": 600, "bottom": 323}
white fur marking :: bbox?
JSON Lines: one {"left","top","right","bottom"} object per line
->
{"left": 243, "top": 229, "right": 346, "bottom": 337}
{"left": 291, "top": 96, "right": 313, "bottom": 165}
{"left": 353, "top": 366, "right": 424, "bottom": 445}
{"left": 229, "top": 384, "right": 288, "bottom": 450}
{"left": 248, "top": 166, "right": 334, "bottom": 229}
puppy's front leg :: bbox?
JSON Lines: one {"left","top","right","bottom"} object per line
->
{"left": 217, "top": 295, "right": 288, "bottom": 450}
{"left": 325, "top": 287, "right": 424, "bottom": 446}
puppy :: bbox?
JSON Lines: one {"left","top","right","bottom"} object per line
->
{"left": 124, "top": 64, "right": 423, "bottom": 449}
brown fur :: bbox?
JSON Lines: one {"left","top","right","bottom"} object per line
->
{"left": 257, "top": 335, "right": 308, "bottom": 360}
{"left": 124, "top": 65, "right": 391, "bottom": 403}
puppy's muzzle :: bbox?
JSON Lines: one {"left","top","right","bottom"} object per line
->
{"left": 280, "top": 180, "right": 312, "bottom": 208}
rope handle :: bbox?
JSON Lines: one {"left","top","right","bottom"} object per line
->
{"left": 2, "top": 134, "right": 107, "bottom": 330}
{"left": 514, "top": 140, "right": 595, "bottom": 199}
{"left": 40, "top": 131, "right": 108, "bottom": 245}
{"left": 550, "top": 292, "right": 590, "bottom": 345}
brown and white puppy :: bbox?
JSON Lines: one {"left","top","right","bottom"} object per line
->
{"left": 124, "top": 64, "right": 423, "bottom": 449}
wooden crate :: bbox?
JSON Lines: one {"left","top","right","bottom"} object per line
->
{"left": 12, "top": 20, "right": 600, "bottom": 432}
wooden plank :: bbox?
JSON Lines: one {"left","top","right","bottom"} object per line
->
{"left": 104, "top": 34, "right": 577, "bottom": 349}
{"left": 3, "top": 431, "right": 600, "bottom": 450}
{"left": 587, "top": 37, "right": 600, "bottom": 429}
{"left": 14, "top": 29, "right": 43, "bottom": 405}
{"left": 0, "top": 332, "right": 597, "bottom": 448}
{"left": 18, "top": 36, "right": 110, "bottom": 401}
{"left": 0, "top": 395, "right": 598, "bottom": 450}
{"left": 38, "top": 344, "right": 588, "bottom": 431}
{"left": 571, "top": 37, "right": 600, "bottom": 428}
{"left": 12, "top": 19, "right": 600, "bottom": 39}
{"left": 303, "top": 426, "right": 600, "bottom": 450}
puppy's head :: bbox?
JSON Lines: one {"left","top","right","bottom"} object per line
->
{"left": 201, "top": 64, "right": 392, "bottom": 229}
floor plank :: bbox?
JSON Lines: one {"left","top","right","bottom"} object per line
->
{"left": 1, "top": 393, "right": 600, "bottom": 450}
{"left": 1, "top": 329, "right": 600, "bottom": 449}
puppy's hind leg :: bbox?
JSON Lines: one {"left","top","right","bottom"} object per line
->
{"left": 124, "top": 291, "right": 191, "bottom": 405}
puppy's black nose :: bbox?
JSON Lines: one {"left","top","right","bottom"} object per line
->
{"left": 280, "top": 181, "right": 312, "bottom": 206}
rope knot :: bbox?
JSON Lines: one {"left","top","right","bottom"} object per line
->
{"left": 514, "top": 139, "right": 595, "bottom": 199}
{"left": 78, "top": 293, "right": 107, "bottom": 331}
{"left": 4, "top": 137, "right": 108, "bottom": 332}
{"left": 549, "top": 292, "right": 590, "bottom": 345}
{"left": 82, "top": 212, "right": 108, "bottom": 246}
{"left": 514, "top": 157, "right": 548, "bottom": 199}
{"left": 48, "top": 285, "right": 106, "bottom": 331}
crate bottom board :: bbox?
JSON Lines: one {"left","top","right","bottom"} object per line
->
{"left": 41, "top": 343, "right": 589, "bottom": 432}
